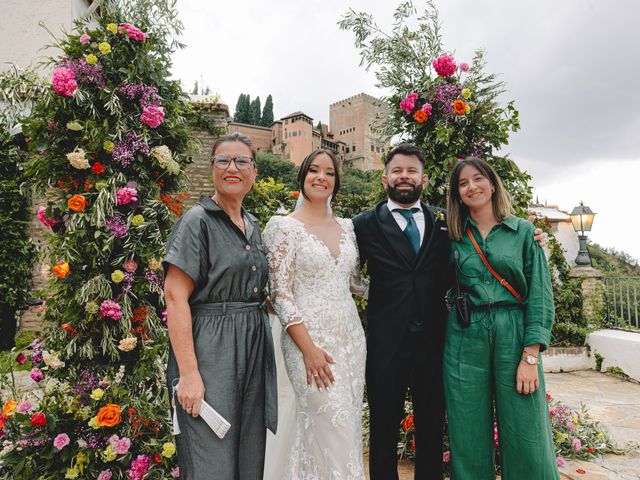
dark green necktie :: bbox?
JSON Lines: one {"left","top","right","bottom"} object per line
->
{"left": 396, "top": 208, "right": 421, "bottom": 253}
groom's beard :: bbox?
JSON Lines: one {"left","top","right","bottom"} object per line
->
{"left": 386, "top": 182, "right": 423, "bottom": 204}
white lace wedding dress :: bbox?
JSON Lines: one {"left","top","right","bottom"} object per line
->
{"left": 262, "top": 215, "right": 367, "bottom": 480}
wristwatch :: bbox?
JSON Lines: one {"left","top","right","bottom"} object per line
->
{"left": 521, "top": 352, "right": 538, "bottom": 365}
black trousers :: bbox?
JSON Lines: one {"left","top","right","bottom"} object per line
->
{"left": 366, "top": 330, "right": 445, "bottom": 480}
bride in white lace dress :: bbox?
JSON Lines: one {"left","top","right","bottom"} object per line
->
{"left": 262, "top": 150, "right": 367, "bottom": 480}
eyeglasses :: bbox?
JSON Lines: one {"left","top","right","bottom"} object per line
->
{"left": 211, "top": 155, "right": 254, "bottom": 170}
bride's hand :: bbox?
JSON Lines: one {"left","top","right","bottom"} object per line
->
{"left": 303, "top": 345, "right": 335, "bottom": 391}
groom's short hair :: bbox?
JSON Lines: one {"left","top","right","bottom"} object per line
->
{"left": 383, "top": 144, "right": 426, "bottom": 172}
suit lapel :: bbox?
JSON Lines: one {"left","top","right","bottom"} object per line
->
{"left": 416, "top": 202, "right": 436, "bottom": 267}
{"left": 375, "top": 203, "right": 416, "bottom": 269}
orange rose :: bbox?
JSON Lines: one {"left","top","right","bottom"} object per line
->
{"left": 413, "top": 110, "right": 428, "bottom": 123}
{"left": 291, "top": 191, "right": 300, "bottom": 198}
{"left": 68, "top": 194, "right": 87, "bottom": 212}
{"left": 52, "top": 261, "right": 70, "bottom": 279}
{"left": 2, "top": 400, "right": 17, "bottom": 418}
{"left": 453, "top": 99, "right": 467, "bottom": 115}
{"left": 402, "top": 414, "right": 415, "bottom": 432}
{"left": 96, "top": 403, "right": 121, "bottom": 427}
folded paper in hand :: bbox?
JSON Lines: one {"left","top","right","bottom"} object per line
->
{"left": 172, "top": 383, "right": 231, "bottom": 439}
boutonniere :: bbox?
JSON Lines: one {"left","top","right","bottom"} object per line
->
{"left": 435, "top": 210, "right": 445, "bottom": 222}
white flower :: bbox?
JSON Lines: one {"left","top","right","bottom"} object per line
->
{"left": 117, "top": 337, "right": 138, "bottom": 352}
{"left": 114, "top": 365, "right": 126, "bottom": 384}
{"left": 66, "top": 148, "right": 90, "bottom": 170}
{"left": 76, "top": 439, "right": 88, "bottom": 449}
{"left": 151, "top": 145, "right": 173, "bottom": 167}
{"left": 43, "top": 351, "right": 65, "bottom": 369}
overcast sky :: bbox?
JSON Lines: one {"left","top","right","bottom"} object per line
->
{"left": 172, "top": 0, "right": 640, "bottom": 263}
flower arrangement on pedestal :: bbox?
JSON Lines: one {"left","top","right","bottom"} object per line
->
{"left": 0, "top": 2, "right": 194, "bottom": 478}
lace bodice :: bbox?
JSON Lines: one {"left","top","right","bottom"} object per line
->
{"left": 263, "top": 216, "right": 367, "bottom": 331}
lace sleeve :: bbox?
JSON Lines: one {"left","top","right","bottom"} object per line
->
{"left": 344, "top": 219, "right": 369, "bottom": 299}
{"left": 263, "top": 217, "right": 304, "bottom": 330}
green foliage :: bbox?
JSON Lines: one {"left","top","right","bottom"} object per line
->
{"left": 234, "top": 93, "right": 251, "bottom": 124}
{"left": 261, "top": 94, "right": 274, "bottom": 127}
{"left": 0, "top": 1, "right": 193, "bottom": 477}
{"left": 255, "top": 151, "right": 298, "bottom": 189}
{"left": 338, "top": 1, "right": 532, "bottom": 212}
{"left": 588, "top": 242, "right": 640, "bottom": 276}
{"left": 249, "top": 96, "right": 262, "bottom": 126}
{"left": 594, "top": 352, "right": 604, "bottom": 372}
{"left": 191, "top": 80, "right": 198, "bottom": 95}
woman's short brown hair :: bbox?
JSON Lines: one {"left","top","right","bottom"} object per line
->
{"left": 210, "top": 132, "right": 257, "bottom": 161}
{"left": 446, "top": 156, "right": 513, "bottom": 241}
{"left": 297, "top": 149, "right": 341, "bottom": 201}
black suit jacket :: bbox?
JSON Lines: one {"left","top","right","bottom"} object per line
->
{"left": 353, "top": 201, "right": 451, "bottom": 369}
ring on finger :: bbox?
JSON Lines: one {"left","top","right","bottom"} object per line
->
{"left": 312, "top": 373, "right": 319, "bottom": 378}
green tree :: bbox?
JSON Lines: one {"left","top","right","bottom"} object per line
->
{"left": 255, "top": 152, "right": 298, "bottom": 189}
{"left": 249, "top": 96, "right": 262, "bottom": 126}
{"left": 192, "top": 80, "right": 198, "bottom": 95}
{"left": 339, "top": 1, "right": 531, "bottom": 212}
{"left": 0, "top": 1, "right": 196, "bottom": 477}
{"left": 234, "top": 93, "right": 246, "bottom": 122}
{"left": 261, "top": 94, "right": 274, "bottom": 126}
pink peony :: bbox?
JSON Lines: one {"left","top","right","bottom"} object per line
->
{"left": 115, "top": 187, "right": 138, "bottom": 205}
{"left": 109, "top": 434, "right": 132, "bottom": 454}
{"left": 443, "top": 450, "right": 451, "bottom": 463}
{"left": 53, "top": 433, "right": 70, "bottom": 450}
{"left": 97, "top": 471, "right": 113, "bottom": 480}
{"left": 119, "top": 23, "right": 147, "bottom": 42}
{"left": 79, "top": 33, "right": 91, "bottom": 45}
{"left": 51, "top": 67, "right": 78, "bottom": 97}
{"left": 556, "top": 456, "right": 566, "bottom": 467}
{"left": 140, "top": 105, "right": 164, "bottom": 128}
{"left": 100, "top": 299, "right": 122, "bottom": 320}
{"left": 399, "top": 92, "right": 419, "bottom": 114}
{"left": 432, "top": 54, "right": 457, "bottom": 77}
{"left": 421, "top": 102, "right": 433, "bottom": 116}
{"left": 459, "top": 62, "right": 470, "bottom": 72}
{"left": 128, "top": 454, "right": 153, "bottom": 480}
{"left": 30, "top": 367, "right": 44, "bottom": 382}
{"left": 572, "top": 438, "right": 582, "bottom": 451}
{"left": 16, "top": 401, "right": 32, "bottom": 414}
{"left": 37, "top": 206, "right": 60, "bottom": 228}
{"left": 171, "top": 466, "right": 180, "bottom": 478}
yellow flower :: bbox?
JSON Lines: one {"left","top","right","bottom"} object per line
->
{"left": 162, "top": 442, "right": 176, "bottom": 458}
{"left": 99, "top": 42, "right": 112, "bottom": 54}
{"left": 596, "top": 432, "right": 605, "bottom": 439}
{"left": 2, "top": 400, "right": 18, "bottom": 417}
{"left": 65, "top": 468, "right": 79, "bottom": 479}
{"left": 106, "top": 23, "right": 118, "bottom": 34}
{"left": 131, "top": 214, "right": 144, "bottom": 226}
{"left": 103, "top": 140, "right": 115, "bottom": 153}
{"left": 86, "top": 54, "right": 98, "bottom": 65}
{"left": 148, "top": 258, "right": 162, "bottom": 270}
{"left": 66, "top": 121, "right": 83, "bottom": 131}
{"left": 461, "top": 88, "right": 471, "bottom": 99}
{"left": 555, "top": 432, "right": 568, "bottom": 443}
{"left": 88, "top": 416, "right": 100, "bottom": 429}
{"left": 111, "top": 270, "right": 125, "bottom": 283}
{"left": 90, "top": 388, "right": 104, "bottom": 400}
{"left": 102, "top": 444, "right": 117, "bottom": 462}
{"left": 465, "top": 104, "right": 471, "bottom": 114}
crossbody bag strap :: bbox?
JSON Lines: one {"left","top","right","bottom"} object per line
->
{"left": 466, "top": 227, "right": 524, "bottom": 303}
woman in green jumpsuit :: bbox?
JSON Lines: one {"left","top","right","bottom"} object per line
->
{"left": 444, "top": 157, "right": 559, "bottom": 479}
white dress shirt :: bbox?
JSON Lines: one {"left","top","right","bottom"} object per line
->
{"left": 387, "top": 199, "right": 426, "bottom": 245}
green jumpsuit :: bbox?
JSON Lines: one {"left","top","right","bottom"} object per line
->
{"left": 444, "top": 216, "right": 559, "bottom": 480}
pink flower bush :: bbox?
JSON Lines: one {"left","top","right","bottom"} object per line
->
{"left": 16, "top": 401, "right": 32, "bottom": 414}
{"left": 51, "top": 67, "right": 78, "bottom": 97}
{"left": 399, "top": 92, "right": 419, "bottom": 114}
{"left": 432, "top": 54, "right": 457, "bottom": 77}
{"left": 53, "top": 433, "right": 70, "bottom": 450}
{"left": 459, "top": 62, "right": 470, "bottom": 73}
{"left": 37, "top": 206, "right": 61, "bottom": 228}
{"left": 140, "top": 105, "right": 164, "bottom": 128}
{"left": 108, "top": 434, "right": 131, "bottom": 454}
{"left": 116, "top": 187, "right": 138, "bottom": 205}
{"left": 128, "top": 454, "right": 152, "bottom": 480}
{"left": 100, "top": 300, "right": 122, "bottom": 320}
{"left": 421, "top": 102, "right": 433, "bottom": 116}
{"left": 119, "top": 23, "right": 147, "bottom": 42}
{"left": 79, "top": 33, "right": 91, "bottom": 45}
{"left": 97, "top": 471, "right": 113, "bottom": 480}
{"left": 30, "top": 367, "right": 44, "bottom": 382}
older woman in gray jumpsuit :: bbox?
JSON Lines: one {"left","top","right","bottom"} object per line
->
{"left": 163, "top": 133, "right": 277, "bottom": 480}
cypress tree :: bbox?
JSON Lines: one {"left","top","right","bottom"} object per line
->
{"left": 240, "top": 94, "right": 251, "bottom": 123}
{"left": 234, "top": 93, "right": 245, "bottom": 122}
{"left": 192, "top": 80, "right": 198, "bottom": 95}
{"left": 261, "top": 94, "right": 274, "bottom": 126}
{"left": 249, "top": 96, "right": 261, "bottom": 126}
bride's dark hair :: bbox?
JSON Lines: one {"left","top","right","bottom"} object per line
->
{"left": 297, "top": 149, "right": 341, "bottom": 200}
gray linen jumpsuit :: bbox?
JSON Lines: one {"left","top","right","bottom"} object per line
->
{"left": 164, "top": 196, "right": 277, "bottom": 480}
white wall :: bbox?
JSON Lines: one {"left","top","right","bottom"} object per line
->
{"left": 1, "top": 0, "right": 91, "bottom": 73}
{"left": 554, "top": 221, "right": 580, "bottom": 267}
{"left": 587, "top": 329, "right": 640, "bottom": 382}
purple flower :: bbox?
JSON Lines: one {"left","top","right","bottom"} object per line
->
{"left": 145, "top": 268, "right": 162, "bottom": 287}
{"left": 161, "top": 308, "right": 168, "bottom": 325}
{"left": 433, "top": 82, "right": 462, "bottom": 116}
{"left": 61, "top": 58, "right": 106, "bottom": 88}
{"left": 118, "top": 83, "right": 161, "bottom": 108}
{"left": 111, "top": 132, "right": 150, "bottom": 167}
{"left": 30, "top": 367, "right": 44, "bottom": 382}
{"left": 106, "top": 215, "right": 128, "bottom": 237}
{"left": 53, "top": 433, "right": 70, "bottom": 450}
{"left": 122, "top": 273, "right": 135, "bottom": 294}
{"left": 566, "top": 420, "right": 574, "bottom": 430}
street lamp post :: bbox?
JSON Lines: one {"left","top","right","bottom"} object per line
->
{"left": 570, "top": 201, "right": 596, "bottom": 266}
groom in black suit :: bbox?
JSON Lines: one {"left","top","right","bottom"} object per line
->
{"left": 353, "top": 143, "right": 450, "bottom": 480}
